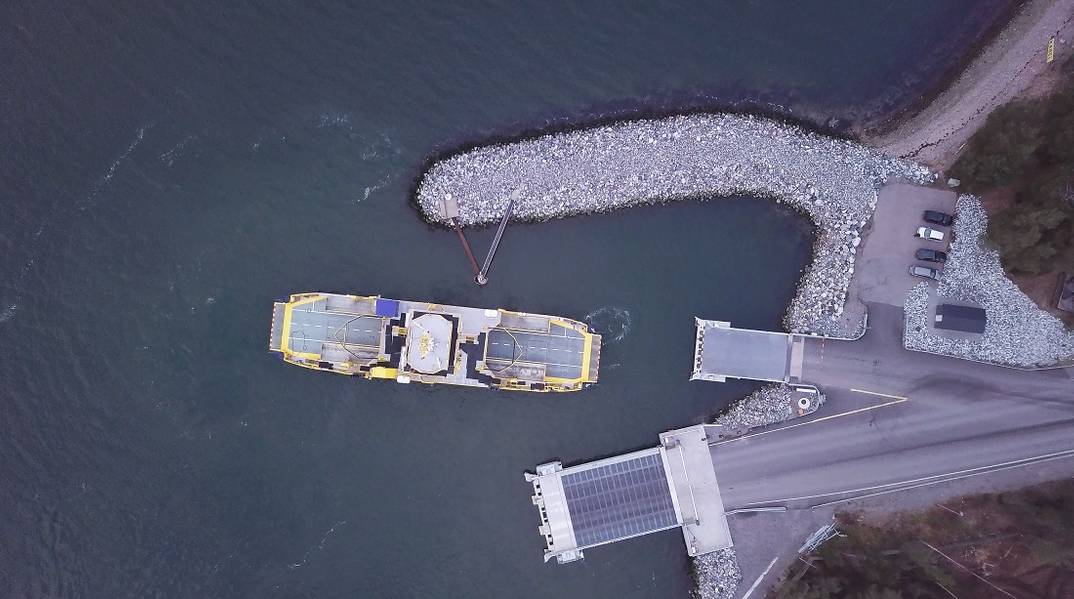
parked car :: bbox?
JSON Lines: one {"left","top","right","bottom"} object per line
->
{"left": 923, "top": 210, "right": 954, "bottom": 226}
{"left": 909, "top": 265, "right": 942, "bottom": 280}
{"left": 915, "top": 226, "right": 945, "bottom": 242}
{"left": 915, "top": 248, "right": 948, "bottom": 263}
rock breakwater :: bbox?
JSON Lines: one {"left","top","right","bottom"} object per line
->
{"left": 712, "top": 383, "right": 823, "bottom": 436}
{"left": 416, "top": 113, "right": 932, "bottom": 336}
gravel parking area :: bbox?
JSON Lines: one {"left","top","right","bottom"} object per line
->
{"left": 850, "top": 184, "right": 956, "bottom": 308}
{"left": 904, "top": 195, "right": 1074, "bottom": 367}
{"left": 416, "top": 114, "right": 932, "bottom": 337}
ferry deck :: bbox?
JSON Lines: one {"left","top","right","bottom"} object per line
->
{"left": 269, "top": 292, "right": 601, "bottom": 392}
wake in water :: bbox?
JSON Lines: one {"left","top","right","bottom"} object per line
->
{"left": 84, "top": 123, "right": 151, "bottom": 207}
{"left": 357, "top": 134, "right": 398, "bottom": 203}
{"left": 1, "top": 123, "right": 152, "bottom": 326}
{"left": 288, "top": 520, "right": 347, "bottom": 569}
{"left": 359, "top": 131, "right": 397, "bottom": 161}
{"left": 159, "top": 133, "right": 199, "bottom": 167}
{"left": 584, "top": 306, "right": 632, "bottom": 343}
{"left": 317, "top": 111, "right": 351, "bottom": 128}
{"left": 360, "top": 174, "right": 392, "bottom": 203}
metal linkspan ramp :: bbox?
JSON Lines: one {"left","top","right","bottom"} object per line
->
{"left": 691, "top": 318, "right": 801, "bottom": 383}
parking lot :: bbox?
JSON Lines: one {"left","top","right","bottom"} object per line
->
{"left": 850, "top": 183, "right": 958, "bottom": 308}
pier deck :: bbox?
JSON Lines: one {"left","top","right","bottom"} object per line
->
{"left": 526, "top": 424, "right": 730, "bottom": 564}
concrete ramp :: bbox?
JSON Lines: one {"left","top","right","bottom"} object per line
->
{"left": 691, "top": 318, "right": 798, "bottom": 383}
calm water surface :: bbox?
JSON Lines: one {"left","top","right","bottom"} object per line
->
{"left": 1, "top": 2, "right": 1009, "bottom": 597}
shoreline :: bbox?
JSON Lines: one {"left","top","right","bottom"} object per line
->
{"left": 867, "top": 0, "right": 1074, "bottom": 171}
{"left": 855, "top": 1, "right": 1024, "bottom": 140}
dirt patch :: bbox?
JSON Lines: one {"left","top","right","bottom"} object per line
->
{"left": 1010, "top": 271, "right": 1074, "bottom": 326}
{"left": 772, "top": 479, "right": 1074, "bottom": 599}
{"left": 978, "top": 185, "right": 1019, "bottom": 213}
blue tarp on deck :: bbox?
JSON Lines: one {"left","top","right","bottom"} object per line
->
{"left": 375, "top": 298, "right": 400, "bottom": 318}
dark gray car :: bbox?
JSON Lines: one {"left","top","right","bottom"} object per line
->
{"left": 915, "top": 248, "right": 948, "bottom": 263}
{"left": 923, "top": 210, "right": 954, "bottom": 226}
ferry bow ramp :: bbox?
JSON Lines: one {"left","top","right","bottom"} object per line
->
{"left": 269, "top": 292, "right": 601, "bottom": 392}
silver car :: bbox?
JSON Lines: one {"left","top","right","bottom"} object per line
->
{"left": 909, "top": 265, "right": 941, "bottom": 281}
{"left": 915, "top": 226, "right": 945, "bottom": 242}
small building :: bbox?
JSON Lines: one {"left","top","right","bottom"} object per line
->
{"left": 934, "top": 304, "right": 987, "bottom": 334}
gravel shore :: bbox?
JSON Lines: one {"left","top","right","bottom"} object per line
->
{"left": 691, "top": 547, "right": 741, "bottom": 599}
{"left": 416, "top": 113, "right": 931, "bottom": 336}
{"left": 904, "top": 195, "right": 1074, "bottom": 367}
{"left": 873, "top": 0, "right": 1074, "bottom": 170}
{"left": 712, "top": 383, "right": 824, "bottom": 437}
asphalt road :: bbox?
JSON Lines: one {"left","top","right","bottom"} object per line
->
{"left": 711, "top": 302, "right": 1074, "bottom": 510}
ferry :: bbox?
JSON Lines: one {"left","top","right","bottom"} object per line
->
{"left": 269, "top": 292, "right": 601, "bottom": 392}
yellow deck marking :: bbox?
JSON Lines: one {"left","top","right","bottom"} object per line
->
{"left": 278, "top": 294, "right": 323, "bottom": 354}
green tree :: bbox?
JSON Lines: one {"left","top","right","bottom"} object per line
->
{"left": 1042, "top": 81, "right": 1074, "bottom": 163}
{"left": 987, "top": 202, "right": 1074, "bottom": 274}
{"left": 950, "top": 101, "right": 1043, "bottom": 188}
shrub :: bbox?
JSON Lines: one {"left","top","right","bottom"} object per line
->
{"left": 987, "top": 198, "right": 1074, "bottom": 274}
{"left": 1042, "top": 80, "right": 1074, "bottom": 163}
{"left": 949, "top": 101, "right": 1043, "bottom": 188}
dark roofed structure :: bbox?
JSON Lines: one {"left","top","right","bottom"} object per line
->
{"left": 1057, "top": 273, "right": 1074, "bottom": 314}
{"left": 934, "top": 304, "right": 987, "bottom": 334}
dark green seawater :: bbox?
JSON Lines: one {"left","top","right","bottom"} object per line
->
{"left": 2, "top": 2, "right": 1010, "bottom": 597}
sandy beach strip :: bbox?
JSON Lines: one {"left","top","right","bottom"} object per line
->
{"left": 870, "top": 0, "right": 1074, "bottom": 171}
